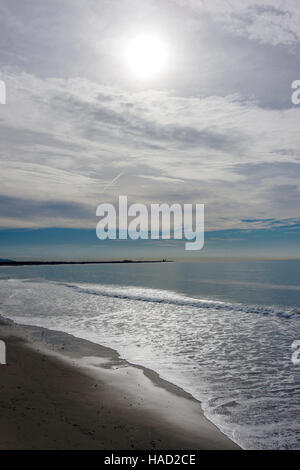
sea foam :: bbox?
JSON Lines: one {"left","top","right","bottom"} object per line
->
{"left": 0, "top": 278, "right": 299, "bottom": 449}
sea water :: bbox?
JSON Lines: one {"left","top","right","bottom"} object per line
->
{"left": 0, "top": 260, "right": 299, "bottom": 449}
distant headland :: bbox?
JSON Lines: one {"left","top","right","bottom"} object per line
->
{"left": 0, "top": 259, "right": 171, "bottom": 266}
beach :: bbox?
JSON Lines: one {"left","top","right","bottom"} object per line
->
{"left": 0, "top": 316, "right": 239, "bottom": 450}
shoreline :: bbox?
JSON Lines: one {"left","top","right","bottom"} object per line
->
{"left": 0, "top": 316, "right": 240, "bottom": 450}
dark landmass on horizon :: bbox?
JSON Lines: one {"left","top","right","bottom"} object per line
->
{"left": 0, "top": 259, "right": 171, "bottom": 266}
{"left": 1, "top": 258, "right": 300, "bottom": 266}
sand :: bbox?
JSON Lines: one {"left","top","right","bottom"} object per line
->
{"left": 0, "top": 316, "right": 240, "bottom": 450}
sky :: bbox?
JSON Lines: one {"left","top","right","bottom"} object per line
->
{"left": 0, "top": 0, "right": 300, "bottom": 260}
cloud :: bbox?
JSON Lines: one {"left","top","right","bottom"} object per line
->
{"left": 0, "top": 1, "right": 299, "bottom": 237}
{"left": 179, "top": 0, "right": 300, "bottom": 46}
{"left": 0, "top": 0, "right": 298, "bottom": 110}
{"left": 0, "top": 194, "right": 93, "bottom": 228}
{"left": 240, "top": 217, "right": 300, "bottom": 230}
{"left": 0, "top": 69, "right": 300, "bottom": 230}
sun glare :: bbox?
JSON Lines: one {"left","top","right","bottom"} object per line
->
{"left": 124, "top": 34, "right": 168, "bottom": 80}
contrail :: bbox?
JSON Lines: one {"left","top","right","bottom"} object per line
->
{"left": 101, "top": 171, "right": 124, "bottom": 194}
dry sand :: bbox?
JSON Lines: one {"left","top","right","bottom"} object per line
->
{"left": 0, "top": 316, "right": 240, "bottom": 450}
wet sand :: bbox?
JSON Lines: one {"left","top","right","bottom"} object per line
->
{"left": 0, "top": 317, "right": 240, "bottom": 450}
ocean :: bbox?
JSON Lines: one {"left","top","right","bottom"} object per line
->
{"left": 0, "top": 260, "right": 299, "bottom": 449}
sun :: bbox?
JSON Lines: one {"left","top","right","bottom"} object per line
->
{"left": 124, "top": 34, "right": 168, "bottom": 80}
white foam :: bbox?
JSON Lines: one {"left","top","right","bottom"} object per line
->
{"left": 0, "top": 278, "right": 299, "bottom": 449}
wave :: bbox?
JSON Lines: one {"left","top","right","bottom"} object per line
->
{"left": 61, "top": 281, "right": 300, "bottom": 320}
{"left": 0, "top": 277, "right": 299, "bottom": 449}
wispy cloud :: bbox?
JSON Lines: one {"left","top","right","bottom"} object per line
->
{"left": 0, "top": 68, "right": 299, "bottom": 230}
{"left": 0, "top": 0, "right": 299, "bottom": 256}
{"left": 180, "top": 0, "right": 300, "bottom": 46}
